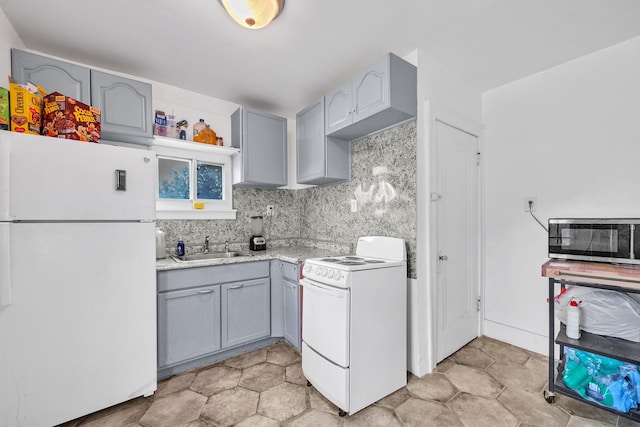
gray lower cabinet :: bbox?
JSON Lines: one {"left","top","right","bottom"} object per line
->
{"left": 157, "top": 261, "right": 271, "bottom": 373}
{"left": 11, "top": 48, "right": 152, "bottom": 145}
{"left": 325, "top": 52, "right": 416, "bottom": 141}
{"left": 221, "top": 278, "right": 271, "bottom": 348}
{"left": 296, "top": 98, "right": 351, "bottom": 185}
{"left": 231, "top": 106, "right": 288, "bottom": 187}
{"left": 270, "top": 260, "right": 301, "bottom": 350}
{"left": 157, "top": 285, "right": 221, "bottom": 368}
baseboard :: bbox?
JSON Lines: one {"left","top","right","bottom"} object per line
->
{"left": 483, "top": 319, "right": 548, "bottom": 356}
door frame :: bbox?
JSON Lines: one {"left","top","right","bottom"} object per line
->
{"left": 418, "top": 101, "right": 485, "bottom": 373}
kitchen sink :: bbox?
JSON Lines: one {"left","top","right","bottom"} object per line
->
{"left": 171, "top": 251, "right": 247, "bottom": 262}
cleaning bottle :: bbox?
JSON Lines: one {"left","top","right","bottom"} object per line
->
{"left": 566, "top": 300, "right": 582, "bottom": 339}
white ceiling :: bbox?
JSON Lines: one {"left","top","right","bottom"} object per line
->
{"left": 2, "top": 0, "right": 639, "bottom": 118}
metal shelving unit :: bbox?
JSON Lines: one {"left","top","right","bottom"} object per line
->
{"left": 544, "top": 268, "right": 640, "bottom": 423}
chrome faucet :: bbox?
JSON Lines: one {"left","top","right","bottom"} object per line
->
{"left": 203, "top": 236, "right": 210, "bottom": 253}
{"left": 225, "top": 240, "right": 229, "bottom": 253}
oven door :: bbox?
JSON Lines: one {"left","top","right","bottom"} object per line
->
{"left": 300, "top": 277, "right": 350, "bottom": 367}
{"left": 548, "top": 220, "right": 633, "bottom": 262}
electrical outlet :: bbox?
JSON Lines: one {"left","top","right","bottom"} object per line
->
{"left": 266, "top": 205, "right": 274, "bottom": 216}
{"left": 524, "top": 197, "right": 537, "bottom": 212}
{"left": 351, "top": 199, "right": 358, "bottom": 213}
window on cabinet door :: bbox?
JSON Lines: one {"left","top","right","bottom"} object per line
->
{"left": 153, "top": 139, "right": 236, "bottom": 219}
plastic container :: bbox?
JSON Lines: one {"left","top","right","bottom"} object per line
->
{"left": 193, "top": 119, "right": 207, "bottom": 139}
{"left": 177, "top": 240, "right": 185, "bottom": 257}
{"left": 566, "top": 300, "right": 581, "bottom": 339}
{"left": 155, "top": 228, "right": 166, "bottom": 259}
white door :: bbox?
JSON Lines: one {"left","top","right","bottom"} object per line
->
{"left": 434, "top": 119, "right": 479, "bottom": 362}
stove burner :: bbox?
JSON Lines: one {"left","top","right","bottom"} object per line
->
{"left": 364, "top": 259, "right": 385, "bottom": 264}
{"left": 337, "top": 261, "right": 367, "bottom": 266}
{"left": 320, "top": 258, "right": 341, "bottom": 262}
{"left": 344, "top": 256, "right": 364, "bottom": 261}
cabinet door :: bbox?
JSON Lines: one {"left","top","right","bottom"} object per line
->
{"left": 157, "top": 286, "right": 221, "bottom": 368}
{"left": 90, "top": 70, "right": 153, "bottom": 144}
{"left": 283, "top": 278, "right": 300, "bottom": 350}
{"left": 233, "top": 108, "right": 287, "bottom": 187}
{"left": 325, "top": 80, "right": 353, "bottom": 135}
{"left": 11, "top": 49, "right": 91, "bottom": 103}
{"left": 221, "top": 278, "right": 271, "bottom": 348}
{"left": 352, "top": 55, "right": 389, "bottom": 123}
{"left": 270, "top": 260, "right": 285, "bottom": 337}
{"left": 296, "top": 98, "right": 326, "bottom": 184}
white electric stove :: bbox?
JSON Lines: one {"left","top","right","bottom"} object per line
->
{"left": 301, "top": 236, "right": 407, "bottom": 417}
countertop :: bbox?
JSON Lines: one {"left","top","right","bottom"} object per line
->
{"left": 156, "top": 245, "right": 349, "bottom": 271}
{"left": 541, "top": 259, "right": 640, "bottom": 291}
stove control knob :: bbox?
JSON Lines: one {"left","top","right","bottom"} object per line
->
{"left": 327, "top": 269, "right": 335, "bottom": 279}
{"left": 303, "top": 264, "right": 312, "bottom": 274}
{"left": 334, "top": 271, "right": 342, "bottom": 281}
{"left": 319, "top": 267, "right": 327, "bottom": 277}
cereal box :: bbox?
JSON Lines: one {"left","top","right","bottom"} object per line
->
{"left": 0, "top": 87, "right": 8, "bottom": 131}
{"left": 42, "top": 92, "right": 101, "bottom": 142}
{"left": 9, "top": 79, "right": 43, "bottom": 135}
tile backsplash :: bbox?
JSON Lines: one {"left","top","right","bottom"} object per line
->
{"left": 158, "top": 120, "right": 417, "bottom": 278}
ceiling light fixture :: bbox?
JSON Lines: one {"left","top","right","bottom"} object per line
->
{"left": 218, "top": 0, "right": 284, "bottom": 30}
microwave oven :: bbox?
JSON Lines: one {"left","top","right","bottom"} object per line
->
{"left": 548, "top": 218, "right": 640, "bottom": 265}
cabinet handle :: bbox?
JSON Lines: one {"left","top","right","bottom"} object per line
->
{"left": 229, "top": 284, "right": 244, "bottom": 289}
{"left": 197, "top": 289, "right": 214, "bottom": 294}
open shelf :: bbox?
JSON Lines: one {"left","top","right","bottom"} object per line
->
{"left": 553, "top": 373, "right": 640, "bottom": 422}
{"left": 556, "top": 324, "right": 640, "bottom": 365}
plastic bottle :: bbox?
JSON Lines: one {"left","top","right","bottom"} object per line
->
{"left": 193, "top": 118, "right": 208, "bottom": 141}
{"left": 177, "top": 240, "right": 185, "bottom": 257}
{"left": 566, "top": 300, "right": 581, "bottom": 339}
{"left": 155, "top": 228, "right": 166, "bottom": 259}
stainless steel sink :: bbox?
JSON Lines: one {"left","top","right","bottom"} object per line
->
{"left": 171, "top": 252, "right": 243, "bottom": 262}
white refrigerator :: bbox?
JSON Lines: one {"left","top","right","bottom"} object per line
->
{"left": 0, "top": 132, "right": 157, "bottom": 427}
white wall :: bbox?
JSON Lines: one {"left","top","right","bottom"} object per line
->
{"left": 413, "top": 50, "right": 483, "bottom": 375}
{"left": 0, "top": 7, "right": 24, "bottom": 81}
{"left": 482, "top": 36, "right": 640, "bottom": 354}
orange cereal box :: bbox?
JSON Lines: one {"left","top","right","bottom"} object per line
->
{"left": 42, "top": 92, "right": 101, "bottom": 142}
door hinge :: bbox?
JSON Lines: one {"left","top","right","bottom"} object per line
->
{"left": 477, "top": 297, "right": 481, "bottom": 312}
{"left": 476, "top": 152, "right": 481, "bottom": 166}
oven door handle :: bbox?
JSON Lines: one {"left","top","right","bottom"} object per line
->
{"left": 300, "top": 278, "right": 346, "bottom": 298}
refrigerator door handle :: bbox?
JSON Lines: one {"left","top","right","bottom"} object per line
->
{"left": 0, "top": 223, "right": 11, "bottom": 306}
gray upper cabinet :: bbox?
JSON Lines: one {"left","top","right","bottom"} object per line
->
{"left": 221, "top": 278, "right": 271, "bottom": 348}
{"left": 296, "top": 98, "right": 351, "bottom": 185}
{"left": 90, "top": 70, "right": 153, "bottom": 145}
{"left": 324, "top": 80, "right": 353, "bottom": 136}
{"left": 11, "top": 49, "right": 91, "bottom": 103}
{"left": 11, "top": 49, "right": 153, "bottom": 145}
{"left": 231, "top": 107, "right": 287, "bottom": 188}
{"left": 325, "top": 53, "right": 417, "bottom": 141}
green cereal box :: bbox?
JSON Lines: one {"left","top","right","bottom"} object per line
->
{"left": 0, "top": 87, "right": 8, "bottom": 130}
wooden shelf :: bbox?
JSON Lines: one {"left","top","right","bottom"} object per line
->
{"left": 542, "top": 259, "right": 640, "bottom": 291}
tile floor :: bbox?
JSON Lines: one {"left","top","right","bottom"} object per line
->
{"left": 60, "top": 336, "right": 640, "bottom": 426}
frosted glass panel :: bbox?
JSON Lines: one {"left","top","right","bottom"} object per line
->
{"left": 158, "top": 157, "right": 190, "bottom": 199}
{"left": 197, "top": 161, "right": 223, "bottom": 200}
